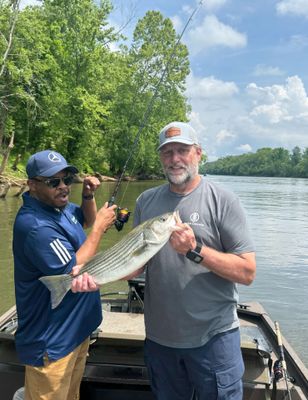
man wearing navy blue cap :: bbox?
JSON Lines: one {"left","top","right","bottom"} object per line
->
{"left": 13, "top": 150, "right": 117, "bottom": 400}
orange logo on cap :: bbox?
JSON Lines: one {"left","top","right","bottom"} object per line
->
{"left": 165, "top": 127, "right": 181, "bottom": 138}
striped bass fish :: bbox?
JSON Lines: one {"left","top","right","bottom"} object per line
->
{"left": 40, "top": 210, "right": 180, "bottom": 309}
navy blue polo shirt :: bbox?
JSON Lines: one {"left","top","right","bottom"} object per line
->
{"left": 13, "top": 192, "right": 102, "bottom": 366}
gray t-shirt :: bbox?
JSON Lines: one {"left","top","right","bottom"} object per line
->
{"left": 134, "top": 176, "right": 255, "bottom": 348}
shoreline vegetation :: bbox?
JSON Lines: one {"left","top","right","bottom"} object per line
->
{"left": 0, "top": 168, "right": 163, "bottom": 199}
{"left": 0, "top": 172, "right": 126, "bottom": 199}
{"left": 201, "top": 147, "right": 308, "bottom": 179}
{"left": 2, "top": 144, "right": 308, "bottom": 198}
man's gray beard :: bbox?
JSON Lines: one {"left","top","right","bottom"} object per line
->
{"left": 164, "top": 163, "right": 199, "bottom": 186}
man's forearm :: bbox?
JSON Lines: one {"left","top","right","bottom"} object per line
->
{"left": 199, "top": 246, "right": 256, "bottom": 285}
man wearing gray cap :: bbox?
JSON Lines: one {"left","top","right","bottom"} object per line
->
{"left": 131, "top": 121, "right": 256, "bottom": 399}
{"left": 13, "top": 150, "right": 117, "bottom": 399}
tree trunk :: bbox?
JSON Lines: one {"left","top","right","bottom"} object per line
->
{"left": 0, "top": 0, "right": 21, "bottom": 78}
{"left": 12, "top": 153, "right": 21, "bottom": 170}
{"left": 0, "top": 131, "right": 14, "bottom": 174}
{"left": 0, "top": 181, "right": 10, "bottom": 198}
{"left": 14, "top": 183, "right": 26, "bottom": 197}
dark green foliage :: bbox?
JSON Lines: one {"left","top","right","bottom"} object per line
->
{"left": 0, "top": 1, "right": 190, "bottom": 176}
{"left": 202, "top": 147, "right": 308, "bottom": 178}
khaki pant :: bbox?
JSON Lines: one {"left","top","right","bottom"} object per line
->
{"left": 24, "top": 338, "right": 90, "bottom": 400}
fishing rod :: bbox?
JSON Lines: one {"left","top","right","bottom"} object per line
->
{"left": 109, "top": 1, "right": 205, "bottom": 231}
{"left": 273, "top": 321, "right": 293, "bottom": 400}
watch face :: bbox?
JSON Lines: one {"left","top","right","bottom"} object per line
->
{"left": 194, "top": 254, "right": 203, "bottom": 263}
{"left": 186, "top": 250, "right": 203, "bottom": 263}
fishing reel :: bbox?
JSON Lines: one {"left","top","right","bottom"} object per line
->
{"left": 108, "top": 198, "right": 131, "bottom": 231}
{"left": 114, "top": 207, "right": 131, "bottom": 231}
{"left": 273, "top": 359, "right": 295, "bottom": 384}
{"left": 273, "top": 359, "right": 284, "bottom": 381}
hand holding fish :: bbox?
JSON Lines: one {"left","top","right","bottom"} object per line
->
{"left": 71, "top": 266, "right": 100, "bottom": 293}
{"left": 170, "top": 223, "right": 197, "bottom": 256}
{"left": 40, "top": 211, "right": 179, "bottom": 308}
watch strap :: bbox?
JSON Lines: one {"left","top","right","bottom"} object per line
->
{"left": 82, "top": 194, "right": 94, "bottom": 200}
{"left": 194, "top": 242, "right": 202, "bottom": 254}
{"left": 186, "top": 242, "right": 204, "bottom": 263}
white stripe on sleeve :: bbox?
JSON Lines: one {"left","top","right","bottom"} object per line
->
{"left": 50, "top": 239, "right": 72, "bottom": 265}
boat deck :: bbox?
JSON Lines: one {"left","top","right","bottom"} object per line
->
{"left": 1, "top": 302, "right": 308, "bottom": 400}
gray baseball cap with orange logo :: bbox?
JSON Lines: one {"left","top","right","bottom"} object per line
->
{"left": 157, "top": 121, "right": 199, "bottom": 150}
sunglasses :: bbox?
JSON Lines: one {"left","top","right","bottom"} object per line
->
{"left": 32, "top": 175, "right": 75, "bottom": 188}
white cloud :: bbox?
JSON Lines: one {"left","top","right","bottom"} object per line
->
{"left": 201, "top": 0, "right": 228, "bottom": 11}
{"left": 247, "top": 76, "right": 308, "bottom": 124}
{"left": 186, "top": 73, "right": 308, "bottom": 159}
{"left": 250, "top": 104, "right": 288, "bottom": 124}
{"left": 189, "top": 111, "right": 208, "bottom": 142}
{"left": 216, "top": 129, "right": 236, "bottom": 144}
{"left": 186, "top": 74, "right": 239, "bottom": 100}
{"left": 237, "top": 144, "right": 252, "bottom": 153}
{"left": 182, "top": 5, "right": 194, "bottom": 15}
{"left": 277, "top": 0, "right": 308, "bottom": 18}
{"left": 287, "top": 34, "right": 308, "bottom": 49}
{"left": 253, "top": 64, "right": 284, "bottom": 77}
{"left": 170, "top": 15, "right": 183, "bottom": 32}
{"left": 186, "top": 15, "right": 247, "bottom": 55}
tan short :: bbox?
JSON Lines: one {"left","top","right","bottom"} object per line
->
{"left": 24, "top": 337, "right": 90, "bottom": 400}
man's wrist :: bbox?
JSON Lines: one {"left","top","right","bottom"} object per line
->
{"left": 82, "top": 193, "right": 94, "bottom": 200}
{"left": 186, "top": 242, "right": 204, "bottom": 263}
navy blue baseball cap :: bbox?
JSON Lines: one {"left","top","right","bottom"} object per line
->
{"left": 26, "top": 150, "right": 79, "bottom": 178}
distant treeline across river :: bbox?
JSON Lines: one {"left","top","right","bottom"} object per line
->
{"left": 203, "top": 146, "right": 308, "bottom": 178}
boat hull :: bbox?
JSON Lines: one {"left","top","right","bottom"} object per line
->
{"left": 0, "top": 283, "right": 307, "bottom": 400}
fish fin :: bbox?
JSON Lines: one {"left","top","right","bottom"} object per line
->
{"left": 174, "top": 210, "right": 182, "bottom": 223}
{"left": 39, "top": 274, "right": 72, "bottom": 309}
{"left": 131, "top": 242, "right": 148, "bottom": 257}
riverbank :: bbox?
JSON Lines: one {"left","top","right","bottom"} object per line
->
{"left": 0, "top": 166, "right": 162, "bottom": 199}
{"left": 0, "top": 171, "right": 119, "bottom": 199}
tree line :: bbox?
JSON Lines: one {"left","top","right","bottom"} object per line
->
{"left": 0, "top": 0, "right": 190, "bottom": 177}
{"left": 202, "top": 147, "right": 308, "bottom": 178}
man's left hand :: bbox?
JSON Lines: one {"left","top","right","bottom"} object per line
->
{"left": 82, "top": 176, "right": 100, "bottom": 198}
{"left": 71, "top": 265, "right": 100, "bottom": 292}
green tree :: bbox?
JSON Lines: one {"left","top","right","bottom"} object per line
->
{"left": 0, "top": 0, "right": 39, "bottom": 171}
{"left": 204, "top": 147, "right": 308, "bottom": 178}
{"left": 34, "top": 0, "right": 118, "bottom": 171}
{"left": 298, "top": 148, "right": 308, "bottom": 178}
{"left": 104, "top": 10, "right": 190, "bottom": 176}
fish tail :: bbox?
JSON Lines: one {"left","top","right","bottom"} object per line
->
{"left": 39, "top": 274, "right": 72, "bottom": 309}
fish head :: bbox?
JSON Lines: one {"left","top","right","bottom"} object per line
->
{"left": 145, "top": 210, "right": 180, "bottom": 244}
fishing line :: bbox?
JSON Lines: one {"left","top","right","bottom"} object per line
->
{"left": 109, "top": 0, "right": 205, "bottom": 230}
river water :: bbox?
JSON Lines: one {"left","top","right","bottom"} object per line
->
{"left": 0, "top": 176, "right": 307, "bottom": 366}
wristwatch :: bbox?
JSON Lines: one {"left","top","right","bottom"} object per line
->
{"left": 186, "top": 242, "right": 204, "bottom": 264}
{"left": 82, "top": 194, "right": 94, "bottom": 200}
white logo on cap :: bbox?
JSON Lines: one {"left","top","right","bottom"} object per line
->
{"left": 190, "top": 212, "right": 200, "bottom": 223}
{"left": 48, "top": 152, "right": 61, "bottom": 163}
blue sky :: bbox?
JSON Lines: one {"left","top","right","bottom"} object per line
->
{"left": 21, "top": 0, "right": 308, "bottom": 160}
